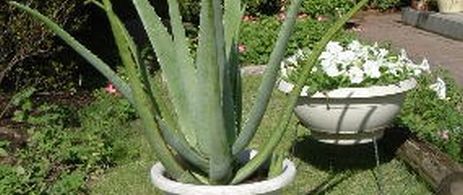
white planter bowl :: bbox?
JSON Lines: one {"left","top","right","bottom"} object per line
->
{"left": 437, "top": 0, "right": 463, "bottom": 13}
{"left": 278, "top": 78, "right": 417, "bottom": 145}
{"left": 150, "top": 150, "right": 296, "bottom": 195}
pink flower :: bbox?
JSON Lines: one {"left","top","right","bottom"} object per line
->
{"left": 277, "top": 12, "right": 286, "bottom": 21}
{"left": 316, "top": 15, "right": 328, "bottom": 21}
{"left": 105, "top": 83, "right": 118, "bottom": 94}
{"left": 439, "top": 130, "right": 450, "bottom": 141}
{"left": 242, "top": 15, "right": 257, "bottom": 22}
{"left": 238, "top": 44, "right": 246, "bottom": 53}
{"left": 297, "top": 13, "right": 308, "bottom": 20}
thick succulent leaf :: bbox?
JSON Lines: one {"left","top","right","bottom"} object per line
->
{"left": 106, "top": 0, "right": 209, "bottom": 175}
{"left": 164, "top": 0, "right": 214, "bottom": 157}
{"left": 221, "top": 63, "right": 237, "bottom": 145}
{"left": 222, "top": 0, "right": 244, "bottom": 144}
{"left": 229, "top": 42, "right": 242, "bottom": 133}
{"left": 166, "top": 0, "right": 195, "bottom": 71}
{"left": 132, "top": 0, "right": 199, "bottom": 148}
{"left": 146, "top": 74, "right": 209, "bottom": 173}
{"left": 195, "top": 0, "right": 233, "bottom": 183}
{"left": 268, "top": 152, "right": 284, "bottom": 178}
{"left": 8, "top": 1, "right": 133, "bottom": 104}
{"left": 224, "top": 0, "right": 244, "bottom": 58}
{"left": 232, "top": 0, "right": 301, "bottom": 155}
{"left": 231, "top": 0, "right": 369, "bottom": 184}
{"left": 102, "top": 0, "right": 196, "bottom": 181}
{"left": 157, "top": 117, "right": 209, "bottom": 172}
{"left": 123, "top": 0, "right": 209, "bottom": 173}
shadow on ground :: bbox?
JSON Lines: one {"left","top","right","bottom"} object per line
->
{"left": 292, "top": 126, "right": 411, "bottom": 172}
{"left": 293, "top": 136, "right": 395, "bottom": 172}
{"left": 292, "top": 127, "right": 411, "bottom": 194}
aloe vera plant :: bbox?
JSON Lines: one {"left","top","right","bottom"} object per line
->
{"left": 10, "top": 0, "right": 369, "bottom": 185}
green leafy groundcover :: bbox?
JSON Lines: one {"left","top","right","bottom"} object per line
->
{"left": 398, "top": 69, "right": 463, "bottom": 163}
{"left": 239, "top": 16, "right": 355, "bottom": 66}
{"left": 300, "top": 0, "right": 405, "bottom": 18}
{"left": 0, "top": 90, "right": 136, "bottom": 194}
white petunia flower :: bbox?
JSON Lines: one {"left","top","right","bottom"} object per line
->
{"left": 319, "top": 51, "right": 334, "bottom": 61}
{"left": 348, "top": 40, "right": 363, "bottom": 52}
{"left": 407, "top": 58, "right": 431, "bottom": 76}
{"left": 280, "top": 55, "right": 298, "bottom": 78}
{"left": 370, "top": 43, "right": 380, "bottom": 56}
{"left": 283, "top": 40, "right": 424, "bottom": 89}
{"left": 286, "top": 55, "right": 298, "bottom": 65}
{"left": 399, "top": 49, "right": 413, "bottom": 64}
{"left": 420, "top": 58, "right": 431, "bottom": 73}
{"left": 399, "top": 49, "right": 408, "bottom": 59}
{"left": 280, "top": 61, "right": 291, "bottom": 78}
{"left": 363, "top": 60, "right": 381, "bottom": 78}
{"left": 384, "top": 61, "right": 402, "bottom": 76}
{"left": 348, "top": 66, "right": 364, "bottom": 84}
{"left": 295, "top": 49, "right": 306, "bottom": 59}
{"left": 326, "top": 41, "right": 343, "bottom": 54}
{"left": 378, "top": 48, "right": 389, "bottom": 59}
{"left": 409, "top": 63, "right": 424, "bottom": 76}
{"left": 322, "top": 63, "right": 343, "bottom": 77}
{"left": 429, "top": 77, "right": 447, "bottom": 100}
{"left": 320, "top": 57, "right": 334, "bottom": 68}
{"left": 338, "top": 50, "right": 357, "bottom": 65}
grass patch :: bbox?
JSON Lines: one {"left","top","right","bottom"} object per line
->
{"left": 90, "top": 76, "right": 431, "bottom": 194}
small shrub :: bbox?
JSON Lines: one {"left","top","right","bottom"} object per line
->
{"left": 244, "top": 0, "right": 283, "bottom": 16}
{"left": 0, "top": 0, "right": 88, "bottom": 91}
{"left": 239, "top": 16, "right": 281, "bottom": 65}
{"left": 369, "top": 0, "right": 407, "bottom": 11}
{"left": 301, "top": 0, "right": 355, "bottom": 17}
{"left": 79, "top": 89, "right": 138, "bottom": 164}
{"left": 399, "top": 69, "right": 463, "bottom": 162}
{"left": 301, "top": 0, "right": 407, "bottom": 17}
{"left": 178, "top": 0, "right": 202, "bottom": 23}
{"left": 177, "top": 0, "right": 282, "bottom": 24}
{"left": 239, "top": 16, "right": 354, "bottom": 65}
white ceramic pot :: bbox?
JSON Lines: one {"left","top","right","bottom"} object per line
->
{"left": 278, "top": 78, "right": 417, "bottom": 145}
{"left": 437, "top": 0, "right": 463, "bottom": 13}
{"left": 150, "top": 150, "right": 296, "bottom": 195}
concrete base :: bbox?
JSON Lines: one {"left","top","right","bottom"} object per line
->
{"left": 401, "top": 7, "right": 463, "bottom": 41}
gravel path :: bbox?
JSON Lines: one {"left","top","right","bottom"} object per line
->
{"left": 354, "top": 11, "right": 463, "bottom": 85}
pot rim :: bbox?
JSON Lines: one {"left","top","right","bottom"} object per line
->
{"left": 150, "top": 153, "right": 296, "bottom": 194}
{"left": 278, "top": 78, "right": 417, "bottom": 98}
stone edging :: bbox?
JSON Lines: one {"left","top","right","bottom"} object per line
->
{"left": 240, "top": 65, "right": 266, "bottom": 76}
{"left": 401, "top": 7, "right": 463, "bottom": 41}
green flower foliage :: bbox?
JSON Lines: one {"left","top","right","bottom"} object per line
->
{"left": 239, "top": 16, "right": 355, "bottom": 65}
{"left": 399, "top": 69, "right": 463, "bottom": 162}
{"left": 302, "top": 0, "right": 356, "bottom": 17}
{"left": 301, "top": 0, "right": 407, "bottom": 18}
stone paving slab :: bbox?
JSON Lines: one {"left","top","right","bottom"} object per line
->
{"left": 354, "top": 11, "right": 463, "bottom": 86}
